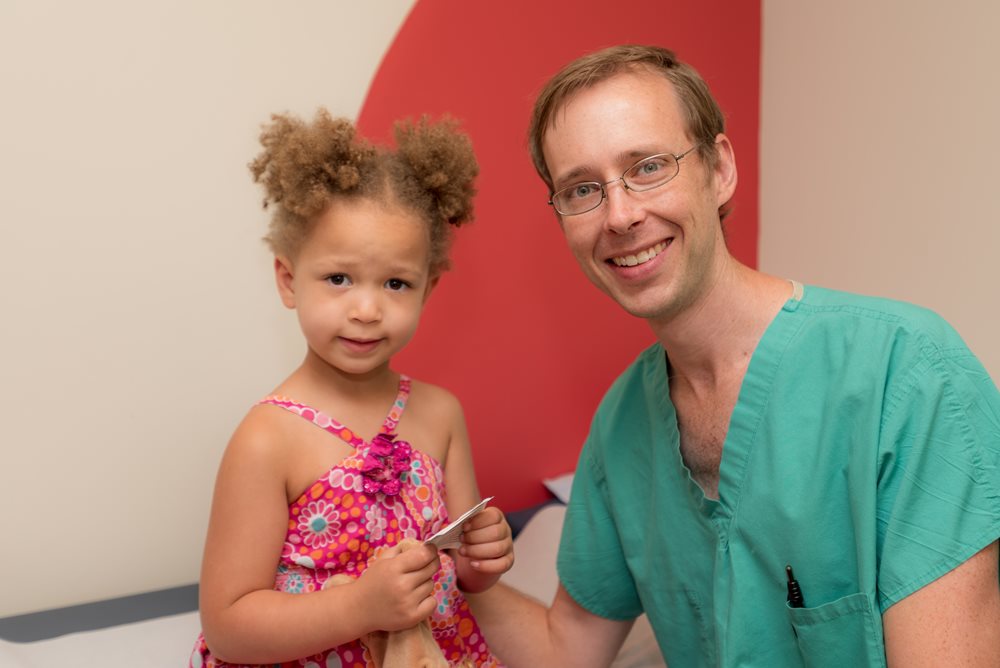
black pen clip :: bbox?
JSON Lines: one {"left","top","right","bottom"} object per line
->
{"left": 786, "top": 564, "right": 805, "bottom": 608}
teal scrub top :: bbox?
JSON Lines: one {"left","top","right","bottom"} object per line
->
{"left": 557, "top": 285, "right": 1000, "bottom": 668}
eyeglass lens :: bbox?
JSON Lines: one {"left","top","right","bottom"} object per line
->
{"left": 551, "top": 153, "right": 681, "bottom": 215}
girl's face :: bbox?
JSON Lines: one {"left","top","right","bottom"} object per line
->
{"left": 275, "top": 197, "right": 435, "bottom": 380}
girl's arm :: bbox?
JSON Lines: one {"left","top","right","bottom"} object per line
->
{"left": 198, "top": 411, "right": 439, "bottom": 663}
{"left": 437, "top": 391, "right": 514, "bottom": 593}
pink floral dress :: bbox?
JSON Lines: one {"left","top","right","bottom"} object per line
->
{"left": 191, "top": 375, "right": 502, "bottom": 668}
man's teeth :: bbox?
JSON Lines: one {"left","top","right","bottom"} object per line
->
{"left": 612, "top": 241, "right": 668, "bottom": 267}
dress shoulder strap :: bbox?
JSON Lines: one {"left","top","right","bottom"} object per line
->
{"left": 257, "top": 396, "right": 365, "bottom": 448}
{"left": 381, "top": 375, "right": 411, "bottom": 434}
{"left": 258, "top": 374, "right": 412, "bottom": 447}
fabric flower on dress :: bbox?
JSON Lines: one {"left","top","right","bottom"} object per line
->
{"left": 361, "top": 433, "right": 412, "bottom": 496}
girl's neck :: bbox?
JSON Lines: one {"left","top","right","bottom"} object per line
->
{"left": 279, "top": 349, "right": 399, "bottom": 405}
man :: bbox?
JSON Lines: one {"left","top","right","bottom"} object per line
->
{"left": 466, "top": 45, "right": 1000, "bottom": 666}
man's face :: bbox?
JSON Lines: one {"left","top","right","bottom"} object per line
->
{"left": 541, "top": 69, "right": 736, "bottom": 324}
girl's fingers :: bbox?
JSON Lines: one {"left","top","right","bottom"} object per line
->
{"left": 395, "top": 542, "right": 439, "bottom": 572}
{"left": 463, "top": 506, "right": 503, "bottom": 530}
{"left": 467, "top": 552, "right": 515, "bottom": 574}
{"left": 462, "top": 521, "right": 510, "bottom": 547}
{"left": 459, "top": 537, "right": 513, "bottom": 561}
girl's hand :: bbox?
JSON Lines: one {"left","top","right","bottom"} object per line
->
{"left": 356, "top": 542, "right": 440, "bottom": 632}
{"left": 459, "top": 505, "right": 515, "bottom": 578}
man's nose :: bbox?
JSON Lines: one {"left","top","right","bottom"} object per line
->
{"left": 602, "top": 179, "right": 642, "bottom": 235}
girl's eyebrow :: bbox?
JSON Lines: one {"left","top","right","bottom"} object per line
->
{"left": 385, "top": 263, "right": 426, "bottom": 277}
{"left": 313, "top": 256, "right": 426, "bottom": 276}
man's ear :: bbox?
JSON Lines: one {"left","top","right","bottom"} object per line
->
{"left": 422, "top": 274, "right": 441, "bottom": 304}
{"left": 711, "top": 133, "right": 738, "bottom": 207}
{"left": 274, "top": 256, "right": 297, "bottom": 309}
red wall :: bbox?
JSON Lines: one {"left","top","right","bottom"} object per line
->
{"left": 359, "top": 0, "right": 761, "bottom": 510}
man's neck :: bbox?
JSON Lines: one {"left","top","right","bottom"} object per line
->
{"left": 650, "top": 262, "right": 793, "bottom": 394}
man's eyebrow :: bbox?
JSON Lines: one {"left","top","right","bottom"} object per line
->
{"left": 616, "top": 147, "right": 660, "bottom": 164}
{"left": 553, "top": 165, "right": 595, "bottom": 188}
{"left": 553, "top": 149, "right": 663, "bottom": 188}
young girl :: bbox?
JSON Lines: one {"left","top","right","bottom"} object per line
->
{"left": 191, "top": 110, "right": 513, "bottom": 667}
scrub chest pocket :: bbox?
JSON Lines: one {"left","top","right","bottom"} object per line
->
{"left": 786, "top": 591, "right": 886, "bottom": 667}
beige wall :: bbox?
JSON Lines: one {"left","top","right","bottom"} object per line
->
{"left": 760, "top": 0, "right": 1000, "bottom": 381}
{"left": 0, "top": 0, "right": 415, "bottom": 617}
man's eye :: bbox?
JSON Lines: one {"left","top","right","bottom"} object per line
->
{"left": 628, "top": 157, "right": 671, "bottom": 184}
{"left": 639, "top": 160, "right": 662, "bottom": 175}
{"left": 569, "top": 183, "right": 600, "bottom": 200}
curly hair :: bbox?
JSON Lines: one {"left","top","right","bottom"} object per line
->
{"left": 249, "top": 109, "right": 478, "bottom": 274}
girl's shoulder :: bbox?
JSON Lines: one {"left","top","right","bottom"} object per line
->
{"left": 405, "top": 377, "right": 465, "bottom": 418}
{"left": 223, "top": 400, "right": 327, "bottom": 469}
{"left": 397, "top": 377, "right": 469, "bottom": 461}
{"left": 403, "top": 379, "right": 479, "bottom": 503}
{"left": 207, "top": 403, "right": 309, "bottom": 506}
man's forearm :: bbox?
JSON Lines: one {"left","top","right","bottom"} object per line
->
{"left": 469, "top": 582, "right": 635, "bottom": 668}
{"left": 467, "top": 583, "right": 558, "bottom": 667}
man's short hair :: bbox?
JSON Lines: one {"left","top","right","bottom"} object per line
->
{"left": 528, "top": 45, "right": 726, "bottom": 190}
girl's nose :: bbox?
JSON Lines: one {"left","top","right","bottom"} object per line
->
{"left": 349, "top": 291, "right": 381, "bottom": 323}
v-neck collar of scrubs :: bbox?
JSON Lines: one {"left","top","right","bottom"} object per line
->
{"left": 654, "top": 281, "right": 807, "bottom": 530}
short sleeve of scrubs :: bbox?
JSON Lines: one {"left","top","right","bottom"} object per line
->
{"left": 876, "top": 341, "right": 1000, "bottom": 611}
{"left": 557, "top": 411, "right": 643, "bottom": 620}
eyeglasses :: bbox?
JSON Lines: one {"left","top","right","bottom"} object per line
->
{"left": 548, "top": 146, "right": 699, "bottom": 216}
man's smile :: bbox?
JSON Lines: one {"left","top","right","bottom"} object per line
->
{"left": 609, "top": 239, "right": 670, "bottom": 267}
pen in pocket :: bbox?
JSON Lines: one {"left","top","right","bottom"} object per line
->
{"left": 785, "top": 564, "right": 805, "bottom": 608}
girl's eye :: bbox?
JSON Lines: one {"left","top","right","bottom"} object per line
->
{"left": 386, "top": 278, "right": 409, "bottom": 291}
{"left": 326, "top": 274, "right": 351, "bottom": 286}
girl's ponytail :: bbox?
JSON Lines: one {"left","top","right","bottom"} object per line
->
{"left": 394, "top": 116, "right": 478, "bottom": 228}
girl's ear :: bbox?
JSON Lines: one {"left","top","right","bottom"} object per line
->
{"left": 274, "top": 256, "right": 297, "bottom": 309}
{"left": 422, "top": 274, "right": 441, "bottom": 304}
